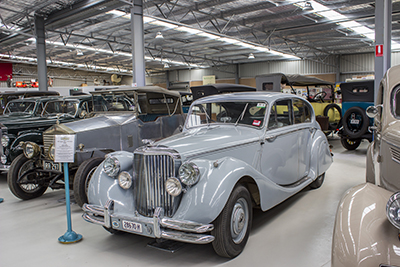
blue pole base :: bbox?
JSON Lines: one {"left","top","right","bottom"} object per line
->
{"left": 58, "top": 231, "right": 83, "bottom": 244}
{"left": 0, "top": 198, "right": 3, "bottom": 203}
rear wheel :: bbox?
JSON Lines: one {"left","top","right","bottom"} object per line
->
{"left": 7, "top": 154, "right": 48, "bottom": 200}
{"left": 340, "top": 138, "right": 361, "bottom": 150}
{"left": 212, "top": 184, "right": 252, "bottom": 258}
{"left": 73, "top": 157, "right": 104, "bottom": 207}
{"left": 310, "top": 173, "right": 325, "bottom": 189}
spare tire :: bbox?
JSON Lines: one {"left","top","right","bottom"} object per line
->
{"left": 342, "top": 106, "right": 369, "bottom": 139}
{"left": 323, "top": 103, "right": 342, "bottom": 130}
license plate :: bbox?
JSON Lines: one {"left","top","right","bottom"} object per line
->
{"left": 43, "top": 160, "right": 61, "bottom": 171}
{"left": 350, "top": 119, "right": 360, "bottom": 124}
{"left": 122, "top": 220, "right": 142, "bottom": 233}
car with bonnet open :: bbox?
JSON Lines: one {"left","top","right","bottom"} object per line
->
{"left": 332, "top": 64, "right": 400, "bottom": 267}
{"left": 82, "top": 91, "right": 333, "bottom": 258}
{"left": 9, "top": 87, "right": 186, "bottom": 207}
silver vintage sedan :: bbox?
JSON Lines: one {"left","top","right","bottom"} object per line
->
{"left": 83, "top": 92, "right": 332, "bottom": 258}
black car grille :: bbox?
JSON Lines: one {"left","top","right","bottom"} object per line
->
{"left": 134, "top": 149, "right": 181, "bottom": 217}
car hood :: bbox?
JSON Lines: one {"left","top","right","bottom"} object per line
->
{"left": 46, "top": 113, "right": 137, "bottom": 134}
{"left": 154, "top": 125, "right": 263, "bottom": 159}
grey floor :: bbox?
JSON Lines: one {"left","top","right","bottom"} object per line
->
{"left": 0, "top": 136, "right": 368, "bottom": 267}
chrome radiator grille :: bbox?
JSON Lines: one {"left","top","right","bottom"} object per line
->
{"left": 134, "top": 152, "right": 180, "bottom": 217}
{"left": 43, "top": 134, "right": 54, "bottom": 156}
{"left": 390, "top": 146, "right": 400, "bottom": 163}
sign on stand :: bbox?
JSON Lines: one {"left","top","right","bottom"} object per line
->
{"left": 55, "top": 135, "right": 83, "bottom": 244}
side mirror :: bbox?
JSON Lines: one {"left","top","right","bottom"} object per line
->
{"left": 366, "top": 105, "right": 379, "bottom": 118}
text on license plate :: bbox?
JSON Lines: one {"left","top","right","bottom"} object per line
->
{"left": 122, "top": 220, "right": 142, "bottom": 233}
{"left": 350, "top": 119, "right": 360, "bottom": 124}
{"left": 43, "top": 161, "right": 61, "bottom": 171}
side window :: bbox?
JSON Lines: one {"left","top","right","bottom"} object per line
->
{"left": 293, "top": 99, "right": 311, "bottom": 124}
{"left": 35, "top": 102, "right": 43, "bottom": 115}
{"left": 268, "top": 99, "right": 292, "bottom": 129}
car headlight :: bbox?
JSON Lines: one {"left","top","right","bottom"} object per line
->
{"left": 387, "top": 192, "right": 400, "bottom": 229}
{"left": 23, "top": 142, "right": 40, "bottom": 159}
{"left": 1, "top": 136, "right": 9, "bottom": 147}
{"left": 165, "top": 177, "right": 182, "bottom": 196}
{"left": 48, "top": 144, "right": 55, "bottom": 160}
{"left": 103, "top": 156, "right": 120, "bottom": 177}
{"left": 179, "top": 162, "right": 200, "bottom": 186}
{"left": 118, "top": 171, "right": 133, "bottom": 189}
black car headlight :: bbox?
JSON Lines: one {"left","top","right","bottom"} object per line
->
{"left": 387, "top": 192, "right": 400, "bottom": 229}
{"left": 179, "top": 162, "right": 200, "bottom": 186}
{"left": 23, "top": 142, "right": 40, "bottom": 159}
{"left": 103, "top": 156, "right": 120, "bottom": 177}
{"left": 48, "top": 144, "right": 55, "bottom": 160}
{"left": 1, "top": 135, "right": 9, "bottom": 147}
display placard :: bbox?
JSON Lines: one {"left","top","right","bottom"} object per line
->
{"left": 54, "top": 135, "right": 76, "bottom": 163}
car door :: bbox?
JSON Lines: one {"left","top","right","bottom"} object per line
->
{"left": 260, "top": 98, "right": 312, "bottom": 185}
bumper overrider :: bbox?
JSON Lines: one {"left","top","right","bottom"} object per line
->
{"left": 82, "top": 200, "right": 215, "bottom": 244}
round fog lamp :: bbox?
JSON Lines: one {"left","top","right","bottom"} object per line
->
{"left": 24, "top": 142, "right": 39, "bottom": 159}
{"left": 118, "top": 171, "right": 133, "bottom": 189}
{"left": 1, "top": 136, "right": 9, "bottom": 147}
{"left": 103, "top": 156, "right": 120, "bottom": 177}
{"left": 387, "top": 192, "right": 400, "bottom": 229}
{"left": 165, "top": 177, "right": 182, "bottom": 197}
{"left": 179, "top": 162, "right": 200, "bottom": 186}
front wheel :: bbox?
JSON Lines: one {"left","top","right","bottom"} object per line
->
{"left": 7, "top": 154, "right": 48, "bottom": 200}
{"left": 212, "top": 184, "right": 252, "bottom": 258}
{"left": 73, "top": 157, "right": 104, "bottom": 207}
{"left": 340, "top": 138, "right": 361, "bottom": 150}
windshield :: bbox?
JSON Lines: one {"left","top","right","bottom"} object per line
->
{"left": 92, "top": 93, "right": 136, "bottom": 112}
{"left": 42, "top": 100, "right": 79, "bottom": 117}
{"left": 4, "top": 100, "right": 36, "bottom": 115}
{"left": 186, "top": 101, "right": 267, "bottom": 128}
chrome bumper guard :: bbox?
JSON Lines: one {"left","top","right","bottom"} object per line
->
{"left": 82, "top": 200, "right": 215, "bottom": 244}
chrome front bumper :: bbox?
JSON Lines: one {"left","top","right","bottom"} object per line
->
{"left": 82, "top": 200, "right": 215, "bottom": 244}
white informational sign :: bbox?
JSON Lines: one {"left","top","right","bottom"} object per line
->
{"left": 54, "top": 135, "right": 76, "bottom": 163}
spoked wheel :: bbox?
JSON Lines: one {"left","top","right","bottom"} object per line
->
{"left": 73, "top": 157, "right": 104, "bottom": 207}
{"left": 7, "top": 154, "right": 48, "bottom": 200}
{"left": 212, "top": 184, "right": 252, "bottom": 258}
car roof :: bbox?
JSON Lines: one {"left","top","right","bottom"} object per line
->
{"left": 193, "top": 91, "right": 304, "bottom": 103}
{"left": 0, "top": 91, "right": 60, "bottom": 97}
{"left": 7, "top": 95, "right": 62, "bottom": 102}
{"left": 89, "top": 86, "right": 181, "bottom": 97}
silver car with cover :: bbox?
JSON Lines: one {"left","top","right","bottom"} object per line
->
{"left": 83, "top": 92, "right": 332, "bottom": 258}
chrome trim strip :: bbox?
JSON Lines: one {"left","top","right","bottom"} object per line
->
{"left": 185, "top": 138, "right": 260, "bottom": 159}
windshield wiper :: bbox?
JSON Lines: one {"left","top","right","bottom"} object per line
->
{"left": 235, "top": 103, "right": 248, "bottom": 126}
{"left": 200, "top": 106, "right": 211, "bottom": 126}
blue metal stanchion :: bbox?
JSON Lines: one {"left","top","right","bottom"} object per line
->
{"left": 0, "top": 198, "right": 3, "bottom": 203}
{"left": 59, "top": 162, "right": 83, "bottom": 244}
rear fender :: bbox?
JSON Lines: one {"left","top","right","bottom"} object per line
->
{"left": 310, "top": 130, "right": 332, "bottom": 178}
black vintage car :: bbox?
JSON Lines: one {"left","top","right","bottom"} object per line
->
{"left": 0, "top": 90, "right": 60, "bottom": 113}
{"left": 9, "top": 86, "right": 186, "bottom": 207}
{"left": 0, "top": 95, "right": 93, "bottom": 171}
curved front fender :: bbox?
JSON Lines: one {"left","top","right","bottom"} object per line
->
{"left": 173, "top": 156, "right": 316, "bottom": 224}
{"left": 332, "top": 183, "right": 400, "bottom": 267}
{"left": 9, "top": 131, "right": 42, "bottom": 161}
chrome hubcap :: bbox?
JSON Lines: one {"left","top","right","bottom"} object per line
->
{"left": 231, "top": 197, "right": 248, "bottom": 244}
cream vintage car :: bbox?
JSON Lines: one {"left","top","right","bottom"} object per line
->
{"left": 83, "top": 92, "right": 332, "bottom": 258}
{"left": 332, "top": 64, "right": 400, "bottom": 267}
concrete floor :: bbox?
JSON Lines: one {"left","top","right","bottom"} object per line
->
{"left": 0, "top": 136, "right": 368, "bottom": 267}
